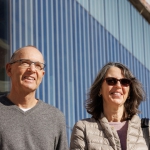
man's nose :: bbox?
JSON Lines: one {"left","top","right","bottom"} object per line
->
{"left": 28, "top": 63, "right": 36, "bottom": 71}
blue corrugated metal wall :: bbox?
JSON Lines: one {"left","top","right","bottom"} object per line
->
{"left": 10, "top": 0, "right": 150, "bottom": 142}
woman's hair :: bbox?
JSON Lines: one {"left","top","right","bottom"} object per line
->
{"left": 85, "top": 62, "right": 146, "bottom": 120}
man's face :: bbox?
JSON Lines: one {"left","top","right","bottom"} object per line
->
{"left": 6, "top": 47, "right": 45, "bottom": 93}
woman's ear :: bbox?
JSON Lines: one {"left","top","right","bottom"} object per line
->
{"left": 98, "top": 90, "right": 102, "bottom": 97}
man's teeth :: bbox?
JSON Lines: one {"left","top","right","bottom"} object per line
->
{"left": 25, "top": 77, "right": 34, "bottom": 80}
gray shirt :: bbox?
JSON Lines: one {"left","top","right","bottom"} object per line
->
{"left": 0, "top": 95, "right": 68, "bottom": 150}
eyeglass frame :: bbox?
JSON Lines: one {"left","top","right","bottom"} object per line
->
{"left": 104, "top": 77, "right": 132, "bottom": 86}
{"left": 9, "top": 59, "right": 46, "bottom": 70}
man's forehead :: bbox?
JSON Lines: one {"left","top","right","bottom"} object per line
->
{"left": 13, "top": 47, "right": 44, "bottom": 62}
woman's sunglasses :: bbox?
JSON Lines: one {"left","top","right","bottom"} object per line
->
{"left": 104, "top": 77, "right": 131, "bottom": 86}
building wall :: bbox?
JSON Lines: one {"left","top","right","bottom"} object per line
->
{"left": 10, "top": 0, "right": 150, "bottom": 142}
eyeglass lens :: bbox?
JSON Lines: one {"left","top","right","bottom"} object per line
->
{"left": 10, "top": 59, "right": 45, "bottom": 70}
{"left": 20, "top": 60, "right": 44, "bottom": 70}
{"left": 105, "top": 77, "right": 131, "bottom": 86}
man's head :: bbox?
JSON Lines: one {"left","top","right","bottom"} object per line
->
{"left": 6, "top": 45, "right": 45, "bottom": 94}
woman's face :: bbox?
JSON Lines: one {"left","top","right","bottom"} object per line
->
{"left": 100, "top": 66, "right": 130, "bottom": 109}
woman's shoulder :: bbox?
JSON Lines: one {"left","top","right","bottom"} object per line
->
{"left": 73, "top": 117, "right": 100, "bottom": 129}
{"left": 75, "top": 117, "right": 97, "bottom": 123}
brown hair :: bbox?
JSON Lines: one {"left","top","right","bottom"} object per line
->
{"left": 85, "top": 62, "right": 146, "bottom": 120}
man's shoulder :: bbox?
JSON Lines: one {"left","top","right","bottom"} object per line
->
{"left": 0, "top": 94, "right": 6, "bottom": 100}
{"left": 0, "top": 94, "right": 11, "bottom": 105}
{"left": 38, "top": 100, "right": 65, "bottom": 117}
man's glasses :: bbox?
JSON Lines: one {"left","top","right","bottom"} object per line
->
{"left": 10, "top": 59, "right": 46, "bottom": 70}
{"left": 104, "top": 77, "right": 131, "bottom": 86}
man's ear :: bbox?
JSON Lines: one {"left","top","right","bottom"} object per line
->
{"left": 42, "top": 70, "right": 45, "bottom": 77}
{"left": 6, "top": 63, "right": 12, "bottom": 77}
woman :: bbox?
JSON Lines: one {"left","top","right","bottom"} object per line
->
{"left": 70, "top": 62, "right": 149, "bottom": 150}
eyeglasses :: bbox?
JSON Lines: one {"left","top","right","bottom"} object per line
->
{"left": 10, "top": 59, "right": 46, "bottom": 70}
{"left": 104, "top": 77, "right": 131, "bottom": 86}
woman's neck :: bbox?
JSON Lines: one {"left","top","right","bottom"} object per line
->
{"left": 103, "top": 106, "right": 125, "bottom": 122}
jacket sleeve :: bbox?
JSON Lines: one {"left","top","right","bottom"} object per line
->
{"left": 70, "top": 120, "right": 87, "bottom": 150}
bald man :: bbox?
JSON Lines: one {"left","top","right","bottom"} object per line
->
{"left": 0, "top": 45, "right": 68, "bottom": 150}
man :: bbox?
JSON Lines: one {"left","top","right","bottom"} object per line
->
{"left": 0, "top": 45, "right": 68, "bottom": 150}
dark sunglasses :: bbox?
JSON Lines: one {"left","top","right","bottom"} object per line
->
{"left": 104, "top": 77, "right": 131, "bottom": 86}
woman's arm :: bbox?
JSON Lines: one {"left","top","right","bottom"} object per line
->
{"left": 70, "top": 120, "right": 87, "bottom": 150}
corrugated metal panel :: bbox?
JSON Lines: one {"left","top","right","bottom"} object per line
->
{"left": 77, "top": 0, "right": 150, "bottom": 70}
{"left": 143, "top": 20, "right": 150, "bottom": 71}
{"left": 76, "top": 0, "right": 89, "bottom": 11}
{"left": 118, "top": 0, "right": 132, "bottom": 53}
{"left": 10, "top": 0, "right": 150, "bottom": 143}
{"left": 130, "top": 4, "right": 145, "bottom": 64}
{"left": 89, "top": 0, "right": 105, "bottom": 27}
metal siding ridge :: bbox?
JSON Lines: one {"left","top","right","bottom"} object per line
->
{"left": 76, "top": 0, "right": 89, "bottom": 12}
{"left": 68, "top": 0, "right": 75, "bottom": 125}
{"left": 77, "top": 2, "right": 83, "bottom": 119}
{"left": 50, "top": 0, "right": 56, "bottom": 106}
{"left": 55, "top": 0, "right": 61, "bottom": 109}
{"left": 90, "top": 18, "right": 94, "bottom": 82}
{"left": 79, "top": 4, "right": 85, "bottom": 119}
{"left": 131, "top": 5, "right": 144, "bottom": 64}
{"left": 83, "top": 8, "right": 89, "bottom": 119}
{"left": 143, "top": 20, "right": 150, "bottom": 70}
{"left": 19, "top": 0, "right": 22, "bottom": 47}
{"left": 74, "top": 1, "right": 80, "bottom": 120}
{"left": 60, "top": 0, "right": 65, "bottom": 113}
{"left": 30, "top": 0, "right": 33, "bottom": 45}
{"left": 64, "top": 0, "right": 70, "bottom": 128}
{"left": 35, "top": 0, "right": 40, "bottom": 98}
{"left": 24, "top": 0, "right": 28, "bottom": 46}
{"left": 40, "top": 0, "right": 45, "bottom": 102}
{"left": 94, "top": 20, "right": 98, "bottom": 75}
{"left": 45, "top": 0, "right": 50, "bottom": 104}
